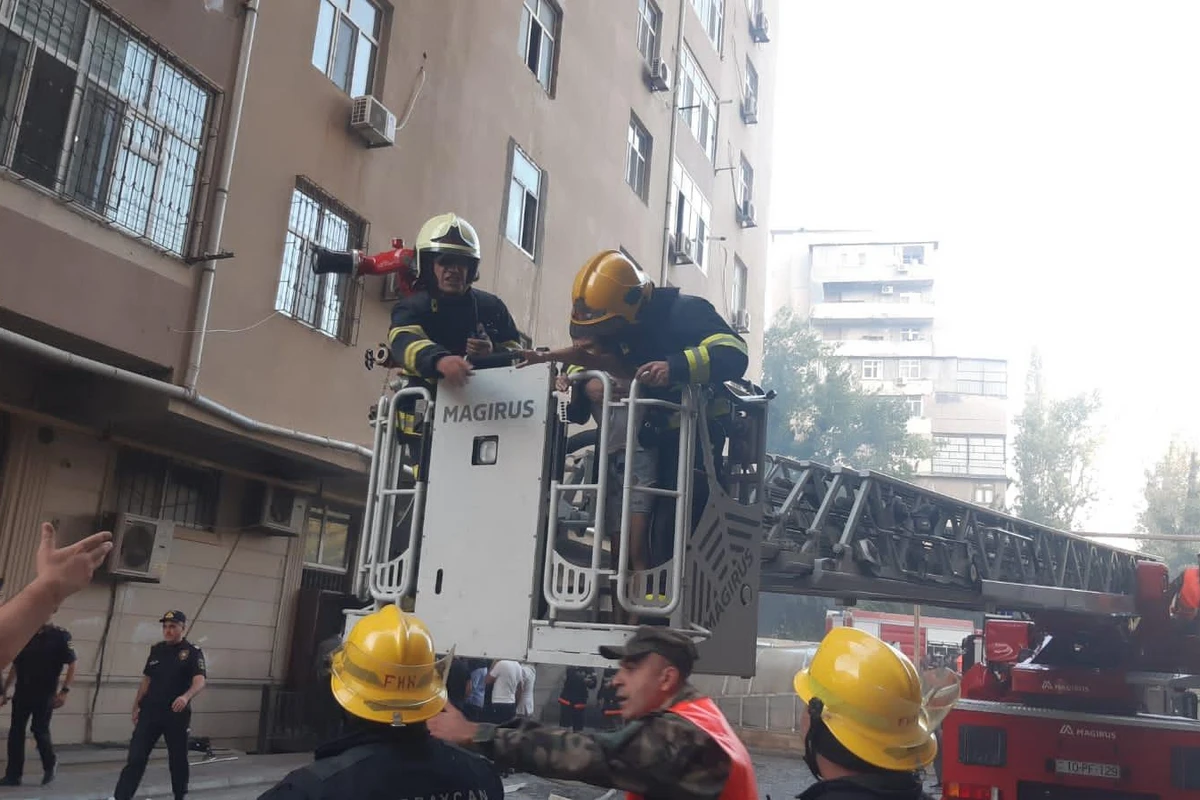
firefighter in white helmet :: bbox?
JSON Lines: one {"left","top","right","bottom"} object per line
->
{"left": 387, "top": 213, "right": 524, "bottom": 390}
{"left": 792, "top": 627, "right": 960, "bottom": 800}
{"left": 257, "top": 605, "right": 502, "bottom": 799}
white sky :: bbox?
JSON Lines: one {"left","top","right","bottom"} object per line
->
{"left": 768, "top": 1, "right": 1200, "bottom": 534}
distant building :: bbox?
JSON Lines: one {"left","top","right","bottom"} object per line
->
{"left": 766, "top": 230, "right": 1009, "bottom": 503}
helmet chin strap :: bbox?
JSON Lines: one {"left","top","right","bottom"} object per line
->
{"left": 803, "top": 697, "right": 824, "bottom": 780}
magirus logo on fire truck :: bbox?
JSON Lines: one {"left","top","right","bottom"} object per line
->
{"left": 1059, "top": 723, "right": 1117, "bottom": 740}
{"left": 1042, "top": 678, "right": 1091, "bottom": 693}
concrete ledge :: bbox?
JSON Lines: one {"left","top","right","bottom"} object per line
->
{"left": 735, "top": 728, "right": 804, "bottom": 756}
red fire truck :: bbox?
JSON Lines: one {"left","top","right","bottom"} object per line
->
{"left": 759, "top": 458, "right": 1200, "bottom": 800}
{"left": 824, "top": 607, "right": 978, "bottom": 666}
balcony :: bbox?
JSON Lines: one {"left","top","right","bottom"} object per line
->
{"left": 811, "top": 302, "right": 936, "bottom": 322}
{"left": 812, "top": 262, "right": 936, "bottom": 285}
{"left": 832, "top": 339, "right": 935, "bottom": 358}
{"left": 861, "top": 377, "right": 933, "bottom": 396}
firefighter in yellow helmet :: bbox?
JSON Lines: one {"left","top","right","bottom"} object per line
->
{"left": 792, "top": 627, "right": 960, "bottom": 800}
{"left": 257, "top": 606, "right": 502, "bottom": 800}
{"left": 387, "top": 213, "right": 524, "bottom": 390}
{"left": 522, "top": 250, "right": 751, "bottom": 565}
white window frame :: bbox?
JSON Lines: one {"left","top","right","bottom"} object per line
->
{"left": 637, "top": 0, "right": 662, "bottom": 62}
{"left": 506, "top": 143, "right": 543, "bottom": 259}
{"left": 744, "top": 56, "right": 759, "bottom": 104}
{"left": 302, "top": 505, "right": 354, "bottom": 573}
{"left": 933, "top": 435, "right": 1007, "bottom": 477}
{"left": 691, "top": 0, "right": 724, "bottom": 50}
{"left": 311, "top": 0, "right": 381, "bottom": 97}
{"left": 899, "top": 359, "right": 922, "bottom": 380}
{"left": 274, "top": 181, "right": 366, "bottom": 343}
{"left": 862, "top": 359, "right": 882, "bottom": 380}
{"left": 0, "top": 0, "right": 212, "bottom": 257}
{"left": 905, "top": 396, "right": 923, "bottom": 418}
{"left": 668, "top": 159, "right": 712, "bottom": 271}
{"left": 738, "top": 153, "right": 754, "bottom": 207}
{"left": 679, "top": 46, "right": 718, "bottom": 162}
{"left": 519, "top": 0, "right": 559, "bottom": 93}
{"left": 973, "top": 485, "right": 996, "bottom": 506}
{"left": 626, "top": 113, "right": 652, "bottom": 201}
{"left": 732, "top": 257, "right": 748, "bottom": 314}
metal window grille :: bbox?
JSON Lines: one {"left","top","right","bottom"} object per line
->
{"left": 932, "top": 434, "right": 1007, "bottom": 477}
{"left": 274, "top": 178, "right": 366, "bottom": 345}
{"left": 115, "top": 449, "right": 219, "bottom": 530}
{"left": 0, "top": 0, "right": 213, "bottom": 257}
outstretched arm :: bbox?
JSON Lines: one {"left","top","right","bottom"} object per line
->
{"left": 0, "top": 524, "right": 112, "bottom": 669}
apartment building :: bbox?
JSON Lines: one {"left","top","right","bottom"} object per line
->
{"left": 767, "top": 230, "right": 1009, "bottom": 504}
{"left": 0, "top": 0, "right": 777, "bottom": 748}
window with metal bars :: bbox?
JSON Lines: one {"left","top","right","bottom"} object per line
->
{"left": 274, "top": 178, "right": 366, "bottom": 345}
{"left": 0, "top": 0, "right": 213, "bottom": 257}
{"left": 115, "top": 449, "right": 219, "bottom": 530}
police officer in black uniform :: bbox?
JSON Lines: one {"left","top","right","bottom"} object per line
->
{"left": 112, "top": 610, "right": 207, "bottom": 800}
{"left": 258, "top": 604, "right": 502, "bottom": 800}
{"left": 0, "top": 621, "right": 76, "bottom": 785}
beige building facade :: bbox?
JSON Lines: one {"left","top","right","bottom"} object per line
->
{"left": 0, "top": 0, "right": 777, "bottom": 748}
{"left": 766, "top": 230, "right": 1009, "bottom": 504}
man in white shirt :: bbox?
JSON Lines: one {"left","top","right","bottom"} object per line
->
{"left": 486, "top": 660, "right": 523, "bottom": 722}
{"left": 517, "top": 664, "right": 536, "bottom": 717}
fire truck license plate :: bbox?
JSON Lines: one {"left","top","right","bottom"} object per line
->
{"left": 1054, "top": 759, "right": 1121, "bottom": 779}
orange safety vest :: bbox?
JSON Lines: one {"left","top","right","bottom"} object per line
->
{"left": 627, "top": 696, "right": 758, "bottom": 800}
{"left": 1174, "top": 567, "right": 1200, "bottom": 620}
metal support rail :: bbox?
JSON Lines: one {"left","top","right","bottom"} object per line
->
{"left": 353, "top": 386, "right": 432, "bottom": 603}
{"left": 615, "top": 381, "right": 697, "bottom": 617}
{"left": 760, "top": 458, "right": 1158, "bottom": 612}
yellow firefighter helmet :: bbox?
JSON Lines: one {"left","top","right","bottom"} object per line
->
{"left": 569, "top": 250, "right": 652, "bottom": 339}
{"left": 329, "top": 604, "right": 451, "bottom": 725}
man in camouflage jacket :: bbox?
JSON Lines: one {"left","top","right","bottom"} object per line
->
{"left": 428, "top": 627, "right": 758, "bottom": 800}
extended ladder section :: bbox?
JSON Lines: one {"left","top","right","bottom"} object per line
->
{"left": 760, "top": 457, "right": 1155, "bottom": 615}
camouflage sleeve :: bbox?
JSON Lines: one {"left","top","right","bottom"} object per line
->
{"left": 473, "top": 714, "right": 731, "bottom": 800}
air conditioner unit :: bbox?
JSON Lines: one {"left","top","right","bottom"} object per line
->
{"left": 738, "top": 199, "right": 757, "bottom": 228}
{"left": 750, "top": 11, "right": 771, "bottom": 43}
{"left": 741, "top": 94, "right": 759, "bottom": 124}
{"left": 106, "top": 513, "right": 174, "bottom": 582}
{"left": 732, "top": 308, "right": 751, "bottom": 333}
{"left": 645, "top": 58, "right": 671, "bottom": 93}
{"left": 246, "top": 483, "right": 308, "bottom": 536}
{"left": 349, "top": 95, "right": 397, "bottom": 148}
{"left": 672, "top": 235, "right": 696, "bottom": 265}
{"left": 881, "top": 285, "right": 894, "bottom": 295}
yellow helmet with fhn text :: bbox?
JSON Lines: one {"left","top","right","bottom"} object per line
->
{"left": 329, "top": 604, "right": 452, "bottom": 726}
{"left": 569, "top": 250, "right": 652, "bottom": 340}
{"left": 415, "top": 212, "right": 481, "bottom": 287}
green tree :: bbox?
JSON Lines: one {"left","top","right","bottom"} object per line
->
{"left": 1137, "top": 439, "right": 1200, "bottom": 573}
{"left": 1012, "top": 351, "right": 1102, "bottom": 530}
{"left": 762, "top": 308, "right": 930, "bottom": 476}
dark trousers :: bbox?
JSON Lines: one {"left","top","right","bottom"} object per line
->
{"left": 558, "top": 703, "right": 585, "bottom": 732}
{"left": 5, "top": 695, "right": 54, "bottom": 780}
{"left": 490, "top": 702, "right": 516, "bottom": 723}
{"left": 114, "top": 707, "right": 190, "bottom": 800}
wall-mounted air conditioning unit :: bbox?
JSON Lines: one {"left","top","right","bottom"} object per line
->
{"left": 732, "top": 308, "right": 751, "bottom": 333}
{"left": 349, "top": 95, "right": 397, "bottom": 148}
{"left": 750, "top": 11, "right": 771, "bottom": 43}
{"left": 881, "top": 285, "right": 894, "bottom": 295}
{"left": 245, "top": 483, "right": 308, "bottom": 536}
{"left": 106, "top": 513, "right": 174, "bottom": 582}
{"left": 672, "top": 235, "right": 696, "bottom": 265}
{"left": 738, "top": 199, "right": 758, "bottom": 228}
{"left": 645, "top": 58, "right": 671, "bottom": 93}
{"left": 741, "top": 94, "right": 759, "bottom": 124}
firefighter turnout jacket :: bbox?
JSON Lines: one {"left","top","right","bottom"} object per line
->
{"left": 617, "top": 287, "right": 748, "bottom": 388}
{"left": 388, "top": 289, "right": 523, "bottom": 380}
{"left": 258, "top": 727, "right": 503, "bottom": 800}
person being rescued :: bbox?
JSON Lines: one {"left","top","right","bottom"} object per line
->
{"left": 541, "top": 336, "right": 658, "bottom": 624}
{"left": 1169, "top": 561, "right": 1200, "bottom": 628}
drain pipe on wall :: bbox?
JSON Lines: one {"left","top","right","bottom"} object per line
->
{"left": 657, "top": 0, "right": 688, "bottom": 285}
{"left": 184, "top": 0, "right": 259, "bottom": 391}
{"left": 0, "top": 326, "right": 372, "bottom": 459}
